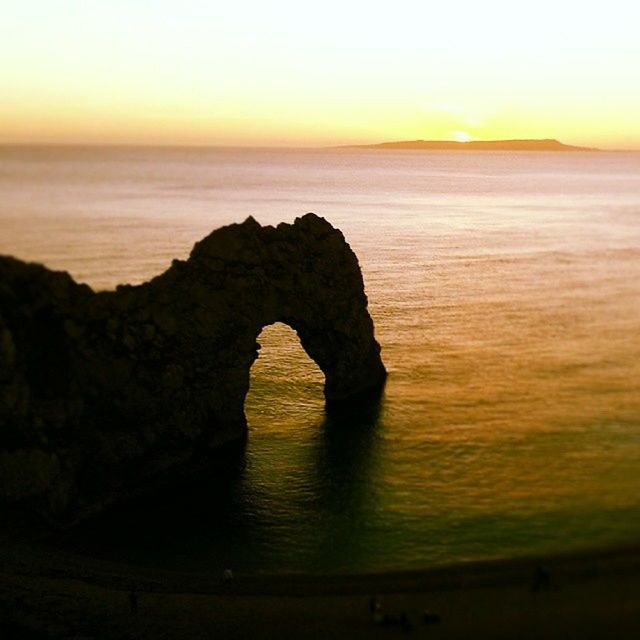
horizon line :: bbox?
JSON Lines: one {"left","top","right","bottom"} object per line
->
{"left": 0, "top": 139, "right": 638, "bottom": 152}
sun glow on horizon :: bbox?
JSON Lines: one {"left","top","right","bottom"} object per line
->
{"left": 1, "top": 0, "right": 640, "bottom": 149}
{"left": 451, "top": 131, "right": 472, "bottom": 143}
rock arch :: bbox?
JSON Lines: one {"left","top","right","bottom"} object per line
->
{"left": 0, "top": 214, "right": 386, "bottom": 519}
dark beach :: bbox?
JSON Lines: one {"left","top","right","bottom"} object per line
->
{"left": 2, "top": 542, "right": 639, "bottom": 638}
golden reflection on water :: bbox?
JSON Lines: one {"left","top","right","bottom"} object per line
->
{"left": 241, "top": 194, "right": 640, "bottom": 569}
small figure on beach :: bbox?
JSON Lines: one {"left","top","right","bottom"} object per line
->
{"left": 532, "top": 565, "right": 552, "bottom": 592}
{"left": 368, "top": 597, "right": 414, "bottom": 629}
{"left": 223, "top": 568, "right": 234, "bottom": 586}
{"left": 369, "top": 597, "right": 384, "bottom": 625}
{"left": 422, "top": 609, "right": 441, "bottom": 624}
{"left": 400, "top": 611, "right": 414, "bottom": 633}
{"left": 129, "top": 588, "right": 138, "bottom": 615}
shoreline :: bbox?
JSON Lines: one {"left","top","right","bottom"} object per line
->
{"left": 4, "top": 539, "right": 640, "bottom": 595}
{"left": 2, "top": 542, "right": 639, "bottom": 638}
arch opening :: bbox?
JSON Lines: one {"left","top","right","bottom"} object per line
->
{"left": 245, "top": 322, "right": 325, "bottom": 430}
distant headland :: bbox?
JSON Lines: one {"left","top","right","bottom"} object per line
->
{"left": 338, "top": 138, "right": 598, "bottom": 152}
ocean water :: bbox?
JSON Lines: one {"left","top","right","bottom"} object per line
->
{"left": 1, "top": 146, "right": 640, "bottom": 574}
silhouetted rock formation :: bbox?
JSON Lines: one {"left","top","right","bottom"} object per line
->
{"left": 341, "top": 138, "right": 597, "bottom": 151}
{"left": 0, "top": 214, "right": 386, "bottom": 520}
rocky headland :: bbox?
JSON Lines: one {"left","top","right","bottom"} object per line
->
{"left": 0, "top": 214, "right": 386, "bottom": 522}
{"left": 340, "top": 138, "right": 597, "bottom": 151}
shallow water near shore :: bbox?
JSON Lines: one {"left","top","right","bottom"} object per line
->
{"left": 1, "top": 146, "right": 640, "bottom": 573}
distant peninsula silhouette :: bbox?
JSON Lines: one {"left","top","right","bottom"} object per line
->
{"left": 340, "top": 138, "right": 597, "bottom": 151}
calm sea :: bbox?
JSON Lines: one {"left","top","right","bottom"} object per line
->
{"left": 1, "top": 146, "right": 639, "bottom": 574}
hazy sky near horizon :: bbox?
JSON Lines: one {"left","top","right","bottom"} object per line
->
{"left": 2, "top": 1, "right": 639, "bottom": 148}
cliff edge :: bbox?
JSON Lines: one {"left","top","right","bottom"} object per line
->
{"left": 0, "top": 214, "right": 386, "bottom": 521}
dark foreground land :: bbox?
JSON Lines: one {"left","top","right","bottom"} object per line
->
{"left": 1, "top": 544, "right": 639, "bottom": 639}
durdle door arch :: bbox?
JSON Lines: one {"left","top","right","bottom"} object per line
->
{"left": 0, "top": 213, "right": 386, "bottom": 521}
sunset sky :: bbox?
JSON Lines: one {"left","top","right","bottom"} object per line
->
{"left": 2, "top": 0, "right": 639, "bottom": 148}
